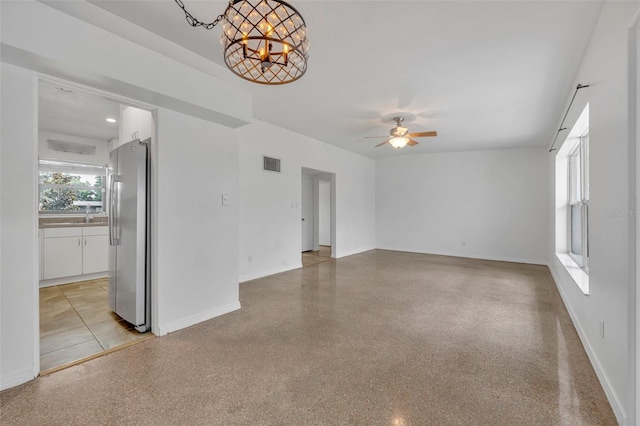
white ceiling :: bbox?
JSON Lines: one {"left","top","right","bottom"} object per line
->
{"left": 44, "top": 0, "right": 604, "bottom": 158}
{"left": 39, "top": 79, "right": 120, "bottom": 141}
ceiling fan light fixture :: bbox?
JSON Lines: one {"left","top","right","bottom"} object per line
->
{"left": 389, "top": 136, "right": 409, "bottom": 149}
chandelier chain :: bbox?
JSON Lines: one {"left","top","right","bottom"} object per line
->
{"left": 173, "top": 0, "right": 233, "bottom": 30}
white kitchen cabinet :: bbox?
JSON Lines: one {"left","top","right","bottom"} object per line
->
{"left": 41, "top": 226, "right": 108, "bottom": 281}
{"left": 120, "top": 106, "right": 152, "bottom": 143}
{"left": 43, "top": 228, "right": 83, "bottom": 280}
{"left": 82, "top": 227, "right": 109, "bottom": 274}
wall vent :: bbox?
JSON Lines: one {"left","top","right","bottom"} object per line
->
{"left": 263, "top": 156, "right": 281, "bottom": 173}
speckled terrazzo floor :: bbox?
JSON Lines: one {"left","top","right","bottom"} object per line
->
{"left": 0, "top": 250, "right": 616, "bottom": 425}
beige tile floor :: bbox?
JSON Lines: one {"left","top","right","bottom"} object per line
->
{"left": 40, "top": 278, "right": 151, "bottom": 372}
{"left": 302, "top": 245, "right": 332, "bottom": 266}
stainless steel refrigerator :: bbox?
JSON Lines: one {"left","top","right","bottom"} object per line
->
{"left": 108, "top": 138, "right": 150, "bottom": 332}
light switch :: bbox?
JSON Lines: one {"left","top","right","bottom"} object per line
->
{"left": 222, "top": 194, "right": 229, "bottom": 206}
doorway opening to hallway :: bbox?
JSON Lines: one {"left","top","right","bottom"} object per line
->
{"left": 301, "top": 167, "right": 335, "bottom": 266}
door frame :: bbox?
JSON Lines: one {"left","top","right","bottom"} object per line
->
{"left": 301, "top": 167, "right": 336, "bottom": 258}
{"left": 35, "top": 75, "right": 158, "bottom": 373}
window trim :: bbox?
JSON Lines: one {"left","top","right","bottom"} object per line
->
{"left": 567, "top": 130, "right": 589, "bottom": 273}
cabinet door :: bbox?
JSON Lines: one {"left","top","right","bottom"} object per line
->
{"left": 43, "top": 237, "right": 83, "bottom": 279}
{"left": 83, "top": 235, "right": 109, "bottom": 275}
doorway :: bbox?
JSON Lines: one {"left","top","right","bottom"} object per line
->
{"left": 301, "top": 167, "right": 335, "bottom": 266}
{"left": 37, "top": 78, "right": 154, "bottom": 373}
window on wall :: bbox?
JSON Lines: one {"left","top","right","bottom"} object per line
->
{"left": 568, "top": 130, "right": 589, "bottom": 271}
{"left": 554, "top": 104, "right": 589, "bottom": 294}
{"left": 38, "top": 159, "right": 107, "bottom": 214}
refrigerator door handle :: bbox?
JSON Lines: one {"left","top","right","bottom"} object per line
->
{"left": 109, "top": 174, "right": 115, "bottom": 245}
{"left": 109, "top": 174, "right": 121, "bottom": 245}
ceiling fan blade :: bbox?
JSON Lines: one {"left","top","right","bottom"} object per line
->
{"left": 375, "top": 140, "right": 390, "bottom": 147}
{"left": 407, "top": 139, "right": 419, "bottom": 146}
{"left": 364, "top": 136, "right": 389, "bottom": 139}
{"left": 408, "top": 131, "right": 437, "bottom": 138}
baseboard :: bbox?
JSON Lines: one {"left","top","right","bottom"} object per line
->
{"left": 548, "top": 263, "right": 627, "bottom": 424}
{"left": 0, "top": 367, "right": 36, "bottom": 391}
{"left": 239, "top": 263, "right": 302, "bottom": 283}
{"left": 157, "top": 301, "right": 241, "bottom": 336}
{"left": 376, "top": 246, "right": 547, "bottom": 265}
{"left": 39, "top": 272, "right": 107, "bottom": 287}
{"left": 333, "top": 246, "right": 376, "bottom": 259}
{"left": 239, "top": 246, "right": 380, "bottom": 283}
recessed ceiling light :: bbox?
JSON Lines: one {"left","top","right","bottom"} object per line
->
{"left": 106, "top": 118, "right": 117, "bottom": 123}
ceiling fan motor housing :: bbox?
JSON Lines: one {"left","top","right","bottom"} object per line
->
{"left": 391, "top": 126, "right": 409, "bottom": 137}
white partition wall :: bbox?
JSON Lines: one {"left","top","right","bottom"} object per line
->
{"left": 0, "top": 64, "right": 39, "bottom": 389}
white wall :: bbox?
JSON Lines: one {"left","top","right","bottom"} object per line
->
{"left": 319, "top": 181, "right": 331, "bottom": 246}
{"left": 155, "top": 108, "right": 239, "bottom": 334}
{"left": 38, "top": 131, "right": 109, "bottom": 165}
{"left": 0, "top": 64, "right": 39, "bottom": 389}
{"left": 238, "top": 120, "right": 376, "bottom": 282}
{"left": 376, "top": 148, "right": 548, "bottom": 264}
{"left": 547, "top": 3, "right": 639, "bottom": 424}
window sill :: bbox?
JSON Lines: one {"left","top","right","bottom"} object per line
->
{"left": 555, "top": 253, "right": 589, "bottom": 295}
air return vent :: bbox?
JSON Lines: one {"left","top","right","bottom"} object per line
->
{"left": 263, "top": 156, "right": 281, "bottom": 173}
{"left": 48, "top": 139, "right": 96, "bottom": 155}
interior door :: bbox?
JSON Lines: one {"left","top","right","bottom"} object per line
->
{"left": 301, "top": 176, "right": 314, "bottom": 252}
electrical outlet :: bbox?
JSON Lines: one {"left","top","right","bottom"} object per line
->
{"left": 222, "top": 194, "right": 229, "bottom": 206}
{"left": 248, "top": 255, "right": 252, "bottom": 263}
{"left": 600, "top": 320, "right": 605, "bottom": 339}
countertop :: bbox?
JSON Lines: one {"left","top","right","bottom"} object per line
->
{"left": 39, "top": 217, "right": 109, "bottom": 229}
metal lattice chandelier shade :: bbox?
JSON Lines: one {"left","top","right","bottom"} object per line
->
{"left": 220, "top": 0, "right": 309, "bottom": 85}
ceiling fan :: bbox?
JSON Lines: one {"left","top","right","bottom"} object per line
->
{"left": 366, "top": 117, "right": 437, "bottom": 149}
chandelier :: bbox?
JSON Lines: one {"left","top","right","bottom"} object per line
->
{"left": 175, "top": 0, "right": 309, "bottom": 85}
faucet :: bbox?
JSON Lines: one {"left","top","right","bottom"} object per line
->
{"left": 85, "top": 204, "right": 92, "bottom": 223}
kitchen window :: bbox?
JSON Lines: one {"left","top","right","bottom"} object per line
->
{"left": 38, "top": 159, "right": 107, "bottom": 214}
{"left": 568, "top": 130, "right": 589, "bottom": 271}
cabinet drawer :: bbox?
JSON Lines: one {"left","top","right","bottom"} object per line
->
{"left": 43, "top": 227, "right": 82, "bottom": 238}
{"left": 83, "top": 226, "right": 108, "bottom": 236}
